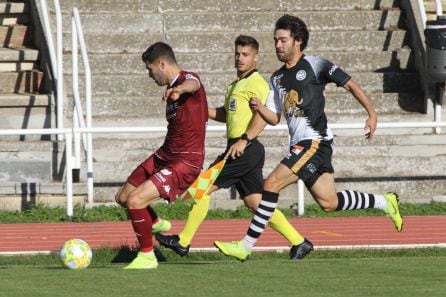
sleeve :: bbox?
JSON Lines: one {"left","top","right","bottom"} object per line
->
{"left": 320, "top": 58, "right": 351, "bottom": 87}
{"left": 265, "top": 76, "right": 282, "bottom": 114}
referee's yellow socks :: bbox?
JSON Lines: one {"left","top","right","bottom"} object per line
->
{"left": 179, "top": 195, "right": 211, "bottom": 247}
{"left": 269, "top": 209, "right": 304, "bottom": 245}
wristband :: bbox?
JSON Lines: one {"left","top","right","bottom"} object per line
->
{"left": 241, "top": 133, "right": 252, "bottom": 144}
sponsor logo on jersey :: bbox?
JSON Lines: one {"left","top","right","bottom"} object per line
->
{"left": 229, "top": 98, "right": 237, "bottom": 111}
{"left": 154, "top": 172, "right": 166, "bottom": 183}
{"left": 296, "top": 70, "right": 306, "bottom": 81}
{"left": 284, "top": 89, "right": 304, "bottom": 118}
{"left": 328, "top": 65, "right": 338, "bottom": 76}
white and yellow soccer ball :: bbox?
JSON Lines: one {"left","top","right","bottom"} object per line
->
{"left": 59, "top": 239, "right": 93, "bottom": 269}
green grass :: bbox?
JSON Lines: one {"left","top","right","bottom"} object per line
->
{"left": 0, "top": 201, "right": 445, "bottom": 223}
{"left": 0, "top": 248, "right": 445, "bottom": 297}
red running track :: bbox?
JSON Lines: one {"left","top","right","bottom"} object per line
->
{"left": 0, "top": 216, "right": 445, "bottom": 254}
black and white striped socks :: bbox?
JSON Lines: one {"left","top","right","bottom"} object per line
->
{"left": 242, "top": 191, "right": 279, "bottom": 251}
{"left": 336, "top": 190, "right": 386, "bottom": 211}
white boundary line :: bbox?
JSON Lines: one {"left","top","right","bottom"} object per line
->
{"left": 190, "top": 243, "right": 446, "bottom": 253}
{"left": 1, "top": 243, "right": 445, "bottom": 256}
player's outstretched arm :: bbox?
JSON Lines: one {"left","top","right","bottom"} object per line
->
{"left": 343, "top": 79, "right": 377, "bottom": 140}
{"left": 163, "top": 79, "right": 200, "bottom": 101}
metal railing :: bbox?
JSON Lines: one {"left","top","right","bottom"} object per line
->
{"left": 71, "top": 7, "right": 94, "bottom": 204}
{"left": 417, "top": 0, "right": 444, "bottom": 134}
{"left": 38, "top": 0, "right": 64, "bottom": 140}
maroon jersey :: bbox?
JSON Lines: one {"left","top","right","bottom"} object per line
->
{"left": 156, "top": 70, "right": 208, "bottom": 168}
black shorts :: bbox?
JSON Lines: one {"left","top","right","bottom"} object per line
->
{"left": 281, "top": 139, "right": 334, "bottom": 189}
{"left": 211, "top": 138, "right": 264, "bottom": 198}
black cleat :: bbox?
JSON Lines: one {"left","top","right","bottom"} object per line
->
{"left": 289, "top": 238, "right": 313, "bottom": 260}
{"left": 155, "top": 233, "right": 190, "bottom": 257}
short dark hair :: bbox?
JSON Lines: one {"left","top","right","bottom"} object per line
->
{"left": 275, "top": 14, "right": 309, "bottom": 51}
{"left": 234, "top": 35, "right": 259, "bottom": 52}
{"left": 142, "top": 42, "right": 177, "bottom": 64}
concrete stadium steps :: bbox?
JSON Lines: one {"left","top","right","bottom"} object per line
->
{"left": 63, "top": 92, "right": 424, "bottom": 123}
{"left": 0, "top": 2, "right": 29, "bottom": 14}
{"left": 0, "top": 94, "right": 53, "bottom": 130}
{"left": 86, "top": 134, "right": 446, "bottom": 173}
{"left": 81, "top": 133, "right": 446, "bottom": 203}
{"left": 0, "top": 24, "right": 33, "bottom": 47}
{"left": 56, "top": 0, "right": 399, "bottom": 13}
{"left": 0, "top": 0, "right": 437, "bottom": 207}
{"left": 0, "top": 140, "right": 55, "bottom": 182}
{"left": 61, "top": 30, "right": 409, "bottom": 54}
{"left": 81, "top": 132, "right": 446, "bottom": 204}
{"left": 56, "top": 11, "right": 403, "bottom": 33}
{"left": 63, "top": 50, "right": 414, "bottom": 75}
{"left": 0, "top": 47, "right": 40, "bottom": 72}
{"left": 0, "top": 0, "right": 53, "bottom": 186}
{"left": 68, "top": 71, "right": 420, "bottom": 97}
{"left": 0, "top": 70, "right": 45, "bottom": 93}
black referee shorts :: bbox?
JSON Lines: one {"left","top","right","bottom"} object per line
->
{"left": 211, "top": 138, "right": 265, "bottom": 198}
{"left": 281, "top": 139, "right": 334, "bottom": 189}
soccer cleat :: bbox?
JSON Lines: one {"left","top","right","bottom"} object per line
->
{"left": 289, "top": 238, "right": 313, "bottom": 260}
{"left": 152, "top": 219, "right": 172, "bottom": 234}
{"left": 384, "top": 192, "right": 403, "bottom": 232}
{"left": 214, "top": 240, "right": 251, "bottom": 262}
{"left": 123, "top": 252, "right": 158, "bottom": 269}
{"left": 155, "top": 233, "right": 190, "bottom": 257}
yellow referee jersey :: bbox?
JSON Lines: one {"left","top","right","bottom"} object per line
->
{"left": 224, "top": 70, "right": 269, "bottom": 139}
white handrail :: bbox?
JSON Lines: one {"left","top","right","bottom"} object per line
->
{"left": 417, "top": 0, "right": 427, "bottom": 29}
{"left": 417, "top": 0, "right": 443, "bottom": 134}
{"left": 434, "top": 0, "right": 444, "bottom": 134}
{"left": 72, "top": 7, "right": 94, "bottom": 204}
{"left": 54, "top": 0, "right": 63, "bottom": 141}
{"left": 37, "top": 0, "right": 57, "bottom": 76}
{"left": 435, "top": 0, "right": 443, "bottom": 16}
{"left": 71, "top": 10, "right": 87, "bottom": 171}
{"left": 38, "top": 0, "right": 64, "bottom": 140}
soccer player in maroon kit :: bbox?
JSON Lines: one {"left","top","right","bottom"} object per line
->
{"left": 115, "top": 42, "right": 208, "bottom": 269}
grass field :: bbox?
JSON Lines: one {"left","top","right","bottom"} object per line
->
{"left": 0, "top": 248, "right": 445, "bottom": 297}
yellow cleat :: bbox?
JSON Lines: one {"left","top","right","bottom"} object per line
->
{"left": 214, "top": 240, "right": 251, "bottom": 262}
{"left": 384, "top": 192, "right": 403, "bottom": 232}
{"left": 123, "top": 252, "right": 158, "bottom": 269}
{"left": 152, "top": 219, "right": 171, "bottom": 234}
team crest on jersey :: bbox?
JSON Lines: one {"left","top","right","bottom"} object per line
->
{"left": 229, "top": 98, "right": 237, "bottom": 111}
{"left": 296, "top": 70, "right": 306, "bottom": 81}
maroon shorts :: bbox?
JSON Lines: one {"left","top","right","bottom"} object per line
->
{"left": 127, "top": 153, "right": 201, "bottom": 202}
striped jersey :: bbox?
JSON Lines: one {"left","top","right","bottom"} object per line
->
{"left": 266, "top": 55, "right": 351, "bottom": 146}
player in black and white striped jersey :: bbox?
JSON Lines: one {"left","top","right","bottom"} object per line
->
{"left": 214, "top": 14, "right": 403, "bottom": 262}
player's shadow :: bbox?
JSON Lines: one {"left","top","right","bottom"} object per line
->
{"left": 110, "top": 246, "right": 138, "bottom": 263}
{"left": 110, "top": 246, "right": 168, "bottom": 263}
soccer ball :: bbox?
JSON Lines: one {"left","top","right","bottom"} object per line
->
{"left": 59, "top": 239, "right": 92, "bottom": 269}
